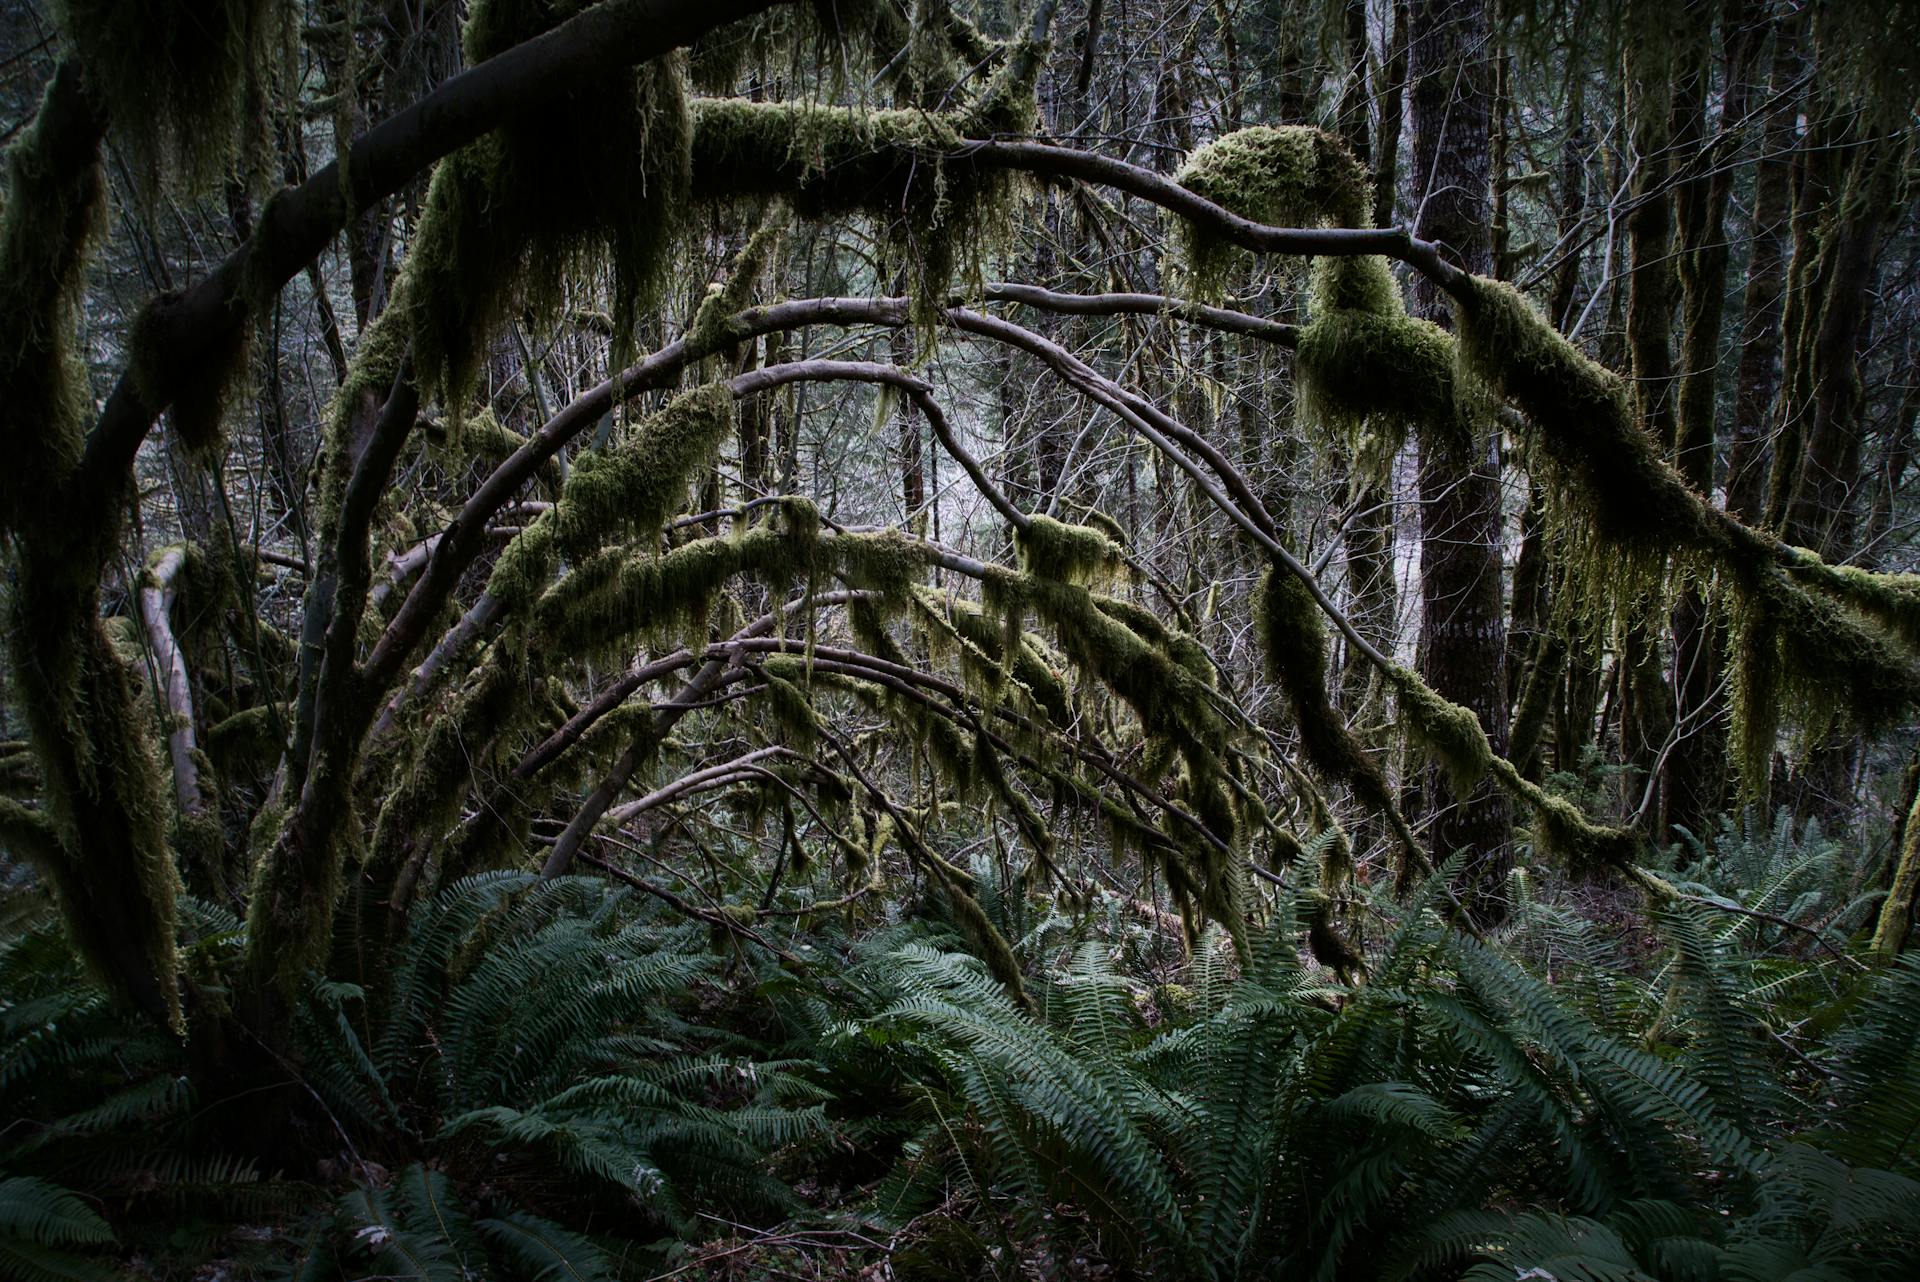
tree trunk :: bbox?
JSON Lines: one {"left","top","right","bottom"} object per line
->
{"left": 1406, "top": 0, "right": 1511, "bottom": 915}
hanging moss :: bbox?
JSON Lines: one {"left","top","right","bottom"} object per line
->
{"left": 1014, "top": 515, "right": 1127, "bottom": 587}
{"left": 404, "top": 0, "right": 692, "bottom": 408}
{"left": 1296, "top": 303, "right": 1457, "bottom": 456}
{"left": 1253, "top": 565, "right": 1417, "bottom": 867}
{"left": 365, "top": 643, "right": 528, "bottom": 898}
{"left": 485, "top": 511, "right": 560, "bottom": 610}
{"left": 54, "top": 0, "right": 285, "bottom": 192}
{"left": 917, "top": 590, "right": 1072, "bottom": 729}
{"left": 1386, "top": 664, "right": 1493, "bottom": 796}
{"left": 834, "top": 529, "right": 936, "bottom": 604}
{"left": 540, "top": 517, "right": 817, "bottom": 662}
{"left": 1782, "top": 549, "right": 1920, "bottom": 651}
{"left": 1454, "top": 276, "right": 1736, "bottom": 562}
{"left": 937, "top": 868, "right": 1029, "bottom": 1007}
{"left": 1172, "top": 126, "right": 1369, "bottom": 296}
{"left": 555, "top": 383, "right": 736, "bottom": 556}
{"left": 687, "top": 97, "right": 1019, "bottom": 327}
{"left": 759, "top": 657, "right": 824, "bottom": 753}
{"left": 1455, "top": 274, "right": 1920, "bottom": 782}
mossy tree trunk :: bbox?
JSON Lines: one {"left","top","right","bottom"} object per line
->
{"left": 1663, "top": 0, "right": 1759, "bottom": 845}
{"left": 1405, "top": 0, "right": 1511, "bottom": 914}
{"left": 1619, "top": 0, "right": 1683, "bottom": 832}
{"left": 1724, "top": 10, "right": 1803, "bottom": 527}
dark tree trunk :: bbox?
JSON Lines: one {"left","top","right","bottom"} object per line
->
{"left": 1724, "top": 10, "right": 1802, "bottom": 526}
{"left": 1406, "top": 0, "right": 1511, "bottom": 915}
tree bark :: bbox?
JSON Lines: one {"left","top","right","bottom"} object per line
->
{"left": 1405, "top": 0, "right": 1511, "bottom": 914}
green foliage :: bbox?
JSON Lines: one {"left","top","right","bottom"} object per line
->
{"left": 0, "top": 1176, "right": 117, "bottom": 1282}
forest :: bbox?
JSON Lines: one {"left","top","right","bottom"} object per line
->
{"left": 2, "top": 0, "right": 1919, "bottom": 1276}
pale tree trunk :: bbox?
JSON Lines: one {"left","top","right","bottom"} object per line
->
{"left": 1405, "top": 0, "right": 1511, "bottom": 914}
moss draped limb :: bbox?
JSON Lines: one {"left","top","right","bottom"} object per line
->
{"left": 1254, "top": 565, "right": 1419, "bottom": 871}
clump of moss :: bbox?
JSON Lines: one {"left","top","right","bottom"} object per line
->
{"left": 1386, "top": 664, "right": 1493, "bottom": 795}
{"left": 1015, "top": 515, "right": 1126, "bottom": 586}
{"left": 688, "top": 209, "right": 788, "bottom": 355}
{"left": 55, "top": 0, "right": 286, "bottom": 192}
{"left": 555, "top": 383, "right": 736, "bottom": 556}
{"left": 1173, "top": 126, "right": 1369, "bottom": 297}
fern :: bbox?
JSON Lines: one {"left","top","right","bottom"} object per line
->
{"left": 0, "top": 1177, "right": 117, "bottom": 1282}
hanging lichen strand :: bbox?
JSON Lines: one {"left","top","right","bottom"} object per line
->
{"left": 1452, "top": 275, "right": 1920, "bottom": 787}
{"left": 54, "top": 0, "right": 285, "bottom": 192}
{"left": 403, "top": 0, "right": 692, "bottom": 413}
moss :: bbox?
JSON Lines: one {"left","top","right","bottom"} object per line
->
{"left": 1783, "top": 549, "right": 1920, "bottom": 651}
{"left": 485, "top": 511, "right": 560, "bottom": 609}
{"left": 404, "top": 4, "right": 692, "bottom": 408}
{"left": 919, "top": 591, "right": 1072, "bottom": 728}
{"left": 1455, "top": 275, "right": 1739, "bottom": 565}
{"left": 687, "top": 97, "right": 1018, "bottom": 327}
{"left": 365, "top": 643, "right": 528, "bottom": 897}
{"left": 1254, "top": 565, "right": 1416, "bottom": 866}
{"left": 1727, "top": 569, "right": 1920, "bottom": 790}
{"left": 1015, "top": 515, "right": 1126, "bottom": 587}
{"left": 1303, "top": 889, "right": 1364, "bottom": 980}
{"left": 834, "top": 529, "right": 935, "bottom": 603}
{"left": 688, "top": 210, "right": 787, "bottom": 355}
{"left": 540, "top": 517, "right": 817, "bottom": 662}
{"left": 938, "top": 870, "right": 1029, "bottom": 1008}
{"left": 204, "top": 703, "right": 284, "bottom": 769}
{"left": 760, "top": 658, "right": 823, "bottom": 753}
{"left": 1386, "top": 664, "right": 1493, "bottom": 795}
{"left": 54, "top": 0, "right": 285, "bottom": 192}
{"left": 1296, "top": 305, "right": 1457, "bottom": 455}
{"left": 436, "top": 409, "right": 564, "bottom": 492}
{"left": 554, "top": 383, "right": 735, "bottom": 556}
{"left": 1173, "top": 126, "right": 1369, "bottom": 296}
{"left": 0, "top": 63, "right": 103, "bottom": 539}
